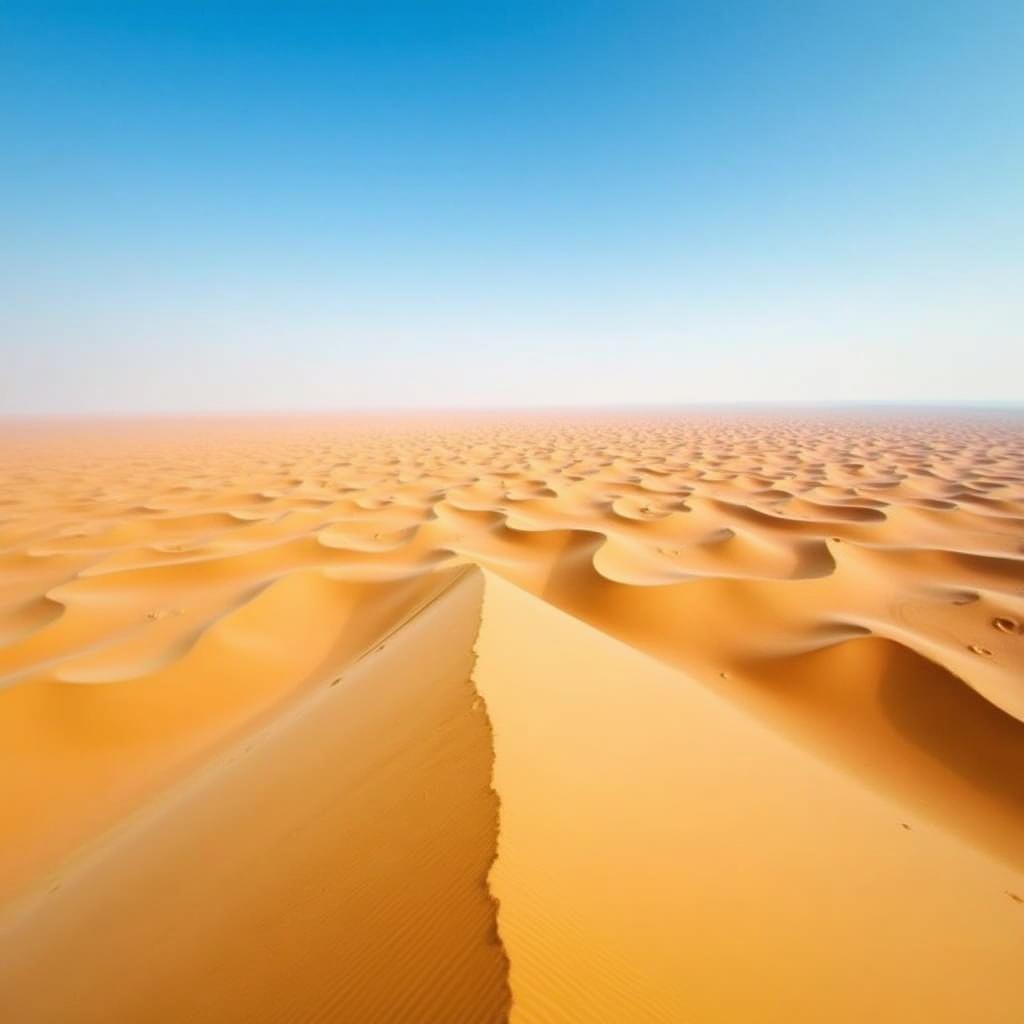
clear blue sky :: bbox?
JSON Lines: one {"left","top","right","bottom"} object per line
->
{"left": 2, "top": 1, "right": 1021, "bottom": 413}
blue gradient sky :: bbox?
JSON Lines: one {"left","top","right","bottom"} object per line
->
{"left": 2, "top": 2, "right": 1022, "bottom": 413}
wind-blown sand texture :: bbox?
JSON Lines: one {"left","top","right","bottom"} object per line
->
{"left": 1, "top": 410, "right": 1023, "bottom": 1022}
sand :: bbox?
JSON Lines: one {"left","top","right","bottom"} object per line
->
{"left": 1, "top": 409, "right": 1022, "bottom": 1021}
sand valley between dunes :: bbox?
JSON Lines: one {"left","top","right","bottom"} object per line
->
{"left": 1, "top": 410, "right": 1023, "bottom": 1022}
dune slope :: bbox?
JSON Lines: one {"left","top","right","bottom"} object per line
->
{"left": 475, "top": 572, "right": 1024, "bottom": 1024}
{"left": 0, "top": 569, "right": 509, "bottom": 1024}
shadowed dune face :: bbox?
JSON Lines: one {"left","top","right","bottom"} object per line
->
{"left": 1, "top": 410, "right": 1024, "bottom": 1020}
{"left": 0, "top": 570, "right": 510, "bottom": 1024}
{"left": 0, "top": 567, "right": 473, "bottom": 896}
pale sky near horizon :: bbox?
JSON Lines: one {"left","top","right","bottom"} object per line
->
{"left": 2, "top": 2, "right": 1022, "bottom": 414}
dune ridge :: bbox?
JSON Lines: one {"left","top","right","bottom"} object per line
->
{"left": 1, "top": 409, "right": 1023, "bottom": 1020}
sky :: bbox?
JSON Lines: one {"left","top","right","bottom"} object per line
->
{"left": 2, "top": 1, "right": 1022, "bottom": 413}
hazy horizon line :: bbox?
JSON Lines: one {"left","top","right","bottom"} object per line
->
{"left": 4, "top": 399, "right": 1024, "bottom": 422}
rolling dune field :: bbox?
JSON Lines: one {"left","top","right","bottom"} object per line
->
{"left": 1, "top": 410, "right": 1023, "bottom": 1022}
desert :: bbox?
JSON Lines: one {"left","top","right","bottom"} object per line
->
{"left": 1, "top": 409, "right": 1022, "bottom": 1022}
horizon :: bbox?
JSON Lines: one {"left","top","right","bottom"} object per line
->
{"left": 5, "top": 398, "right": 1024, "bottom": 424}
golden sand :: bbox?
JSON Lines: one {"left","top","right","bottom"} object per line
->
{"left": 1, "top": 411, "right": 1022, "bottom": 1021}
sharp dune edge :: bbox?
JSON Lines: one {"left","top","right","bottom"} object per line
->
{"left": 1, "top": 411, "right": 1023, "bottom": 1022}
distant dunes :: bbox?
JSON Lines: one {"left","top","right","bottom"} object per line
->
{"left": 1, "top": 411, "right": 1023, "bottom": 1021}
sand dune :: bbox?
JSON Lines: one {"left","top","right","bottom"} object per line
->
{"left": 1, "top": 569, "right": 508, "bottom": 1022}
{"left": 1, "top": 410, "right": 1023, "bottom": 1021}
{"left": 477, "top": 572, "right": 1024, "bottom": 1023}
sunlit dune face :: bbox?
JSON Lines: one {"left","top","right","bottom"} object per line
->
{"left": 1, "top": 410, "right": 1023, "bottom": 1023}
